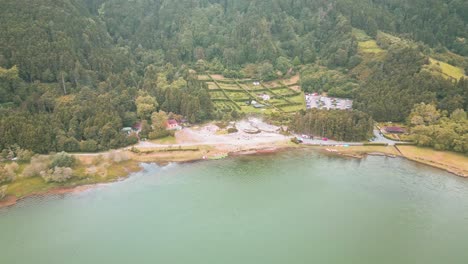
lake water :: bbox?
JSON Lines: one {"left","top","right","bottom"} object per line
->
{"left": 1, "top": 150, "right": 468, "bottom": 264}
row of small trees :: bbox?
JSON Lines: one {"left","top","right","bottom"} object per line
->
{"left": 291, "top": 109, "right": 374, "bottom": 142}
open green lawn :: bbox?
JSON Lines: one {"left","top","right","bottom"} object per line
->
{"left": 150, "top": 136, "right": 177, "bottom": 144}
{"left": 6, "top": 177, "right": 53, "bottom": 198}
{"left": 352, "top": 28, "right": 372, "bottom": 42}
{"left": 352, "top": 28, "right": 385, "bottom": 54}
{"left": 281, "top": 104, "right": 305, "bottom": 113}
{"left": 358, "top": 40, "right": 385, "bottom": 54}
{"left": 428, "top": 58, "right": 465, "bottom": 80}
{"left": 287, "top": 93, "right": 305, "bottom": 103}
{"left": 239, "top": 105, "right": 273, "bottom": 114}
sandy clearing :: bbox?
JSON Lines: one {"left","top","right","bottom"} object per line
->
{"left": 136, "top": 118, "right": 289, "bottom": 152}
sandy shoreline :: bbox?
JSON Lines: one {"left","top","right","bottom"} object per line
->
{"left": 0, "top": 143, "right": 294, "bottom": 209}
{"left": 1, "top": 144, "right": 467, "bottom": 209}
{"left": 1, "top": 120, "right": 467, "bottom": 209}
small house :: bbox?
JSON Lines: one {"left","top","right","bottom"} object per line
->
{"left": 166, "top": 119, "right": 181, "bottom": 130}
{"left": 132, "top": 122, "right": 142, "bottom": 132}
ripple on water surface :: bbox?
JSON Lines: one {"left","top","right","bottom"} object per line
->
{"left": 1, "top": 150, "right": 468, "bottom": 264}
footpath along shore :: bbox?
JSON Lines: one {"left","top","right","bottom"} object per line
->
{"left": 1, "top": 120, "right": 467, "bottom": 209}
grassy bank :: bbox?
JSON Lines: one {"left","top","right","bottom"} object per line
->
{"left": 396, "top": 146, "right": 468, "bottom": 177}
{"left": 1, "top": 148, "right": 208, "bottom": 202}
{"left": 310, "top": 145, "right": 400, "bottom": 158}
{"left": 312, "top": 145, "right": 468, "bottom": 177}
{"left": 4, "top": 158, "right": 142, "bottom": 199}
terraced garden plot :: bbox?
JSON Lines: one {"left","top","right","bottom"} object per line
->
{"left": 289, "top": 92, "right": 306, "bottom": 103}
{"left": 239, "top": 105, "right": 271, "bottom": 114}
{"left": 268, "top": 98, "right": 286, "bottom": 104}
{"left": 223, "top": 91, "right": 251, "bottom": 101}
{"left": 217, "top": 79, "right": 253, "bottom": 84}
{"left": 198, "top": 75, "right": 212, "bottom": 81}
{"left": 207, "top": 82, "right": 221, "bottom": 90}
{"left": 220, "top": 83, "right": 244, "bottom": 90}
{"left": 273, "top": 88, "right": 298, "bottom": 96}
{"left": 214, "top": 101, "right": 240, "bottom": 112}
{"left": 242, "top": 84, "right": 269, "bottom": 91}
{"left": 289, "top": 85, "right": 301, "bottom": 92}
{"left": 262, "top": 81, "right": 282, "bottom": 88}
{"left": 202, "top": 74, "right": 305, "bottom": 114}
{"left": 209, "top": 91, "right": 227, "bottom": 99}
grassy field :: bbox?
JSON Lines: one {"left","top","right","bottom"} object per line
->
{"left": 2, "top": 153, "right": 142, "bottom": 199}
{"left": 427, "top": 58, "right": 465, "bottom": 80}
{"left": 352, "top": 28, "right": 371, "bottom": 41}
{"left": 5, "top": 177, "right": 56, "bottom": 198}
{"left": 352, "top": 28, "right": 385, "bottom": 54}
{"left": 1, "top": 145, "right": 212, "bottom": 199}
{"left": 202, "top": 74, "right": 305, "bottom": 114}
{"left": 150, "top": 136, "right": 177, "bottom": 144}
{"left": 358, "top": 40, "right": 385, "bottom": 54}
{"left": 397, "top": 146, "right": 468, "bottom": 177}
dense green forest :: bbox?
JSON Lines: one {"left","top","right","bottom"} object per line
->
{"left": 291, "top": 109, "right": 374, "bottom": 141}
{"left": 0, "top": 0, "right": 467, "bottom": 154}
{"left": 408, "top": 103, "right": 468, "bottom": 154}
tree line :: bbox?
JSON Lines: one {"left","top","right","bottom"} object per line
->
{"left": 0, "top": 0, "right": 466, "bottom": 155}
{"left": 291, "top": 109, "right": 374, "bottom": 142}
{"left": 408, "top": 103, "right": 468, "bottom": 154}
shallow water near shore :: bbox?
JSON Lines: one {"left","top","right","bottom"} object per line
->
{"left": 1, "top": 150, "right": 468, "bottom": 264}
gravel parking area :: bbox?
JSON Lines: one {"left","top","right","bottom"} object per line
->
{"left": 305, "top": 94, "right": 353, "bottom": 110}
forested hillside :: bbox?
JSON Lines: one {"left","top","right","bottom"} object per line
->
{"left": 0, "top": 0, "right": 467, "bottom": 154}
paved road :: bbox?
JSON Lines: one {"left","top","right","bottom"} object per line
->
{"left": 371, "top": 129, "right": 400, "bottom": 146}
{"left": 295, "top": 128, "right": 403, "bottom": 146}
{"left": 296, "top": 135, "right": 363, "bottom": 146}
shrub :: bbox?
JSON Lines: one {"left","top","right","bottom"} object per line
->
{"left": 16, "top": 149, "right": 34, "bottom": 162}
{"left": 363, "top": 143, "right": 388, "bottom": 146}
{"left": 50, "top": 152, "right": 76, "bottom": 168}
{"left": 227, "top": 127, "right": 238, "bottom": 134}
{"left": 22, "top": 156, "right": 49, "bottom": 178}
{"left": 41, "top": 167, "right": 73, "bottom": 183}
{"left": 4, "top": 163, "right": 19, "bottom": 181}
{"left": 0, "top": 185, "right": 7, "bottom": 200}
{"left": 148, "top": 129, "right": 170, "bottom": 140}
{"left": 126, "top": 133, "right": 139, "bottom": 145}
{"left": 0, "top": 166, "right": 10, "bottom": 184}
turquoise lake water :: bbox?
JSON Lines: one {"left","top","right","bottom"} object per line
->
{"left": 1, "top": 150, "right": 468, "bottom": 264}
